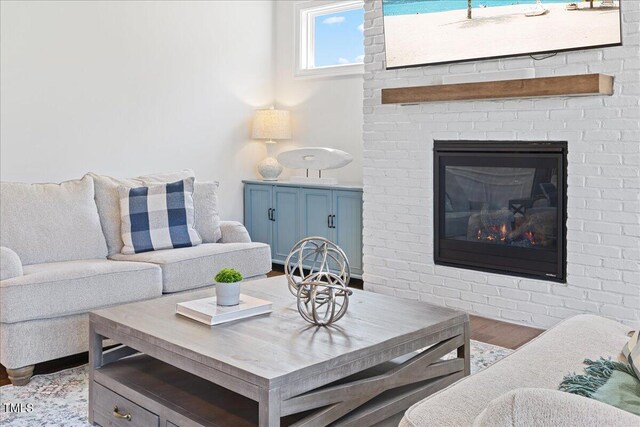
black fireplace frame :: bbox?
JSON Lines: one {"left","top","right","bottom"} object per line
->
{"left": 434, "top": 141, "right": 567, "bottom": 283}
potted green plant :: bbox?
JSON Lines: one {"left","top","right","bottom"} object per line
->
{"left": 214, "top": 268, "right": 243, "bottom": 306}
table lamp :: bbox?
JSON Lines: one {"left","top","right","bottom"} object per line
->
{"left": 252, "top": 107, "right": 291, "bottom": 181}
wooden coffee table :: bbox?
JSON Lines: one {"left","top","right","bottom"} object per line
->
{"left": 89, "top": 276, "right": 469, "bottom": 426}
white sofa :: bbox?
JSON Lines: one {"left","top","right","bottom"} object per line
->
{"left": 0, "top": 172, "right": 271, "bottom": 385}
{"left": 400, "top": 314, "right": 639, "bottom": 426}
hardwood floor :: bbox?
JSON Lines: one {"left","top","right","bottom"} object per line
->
{"left": 0, "top": 270, "right": 542, "bottom": 386}
{"left": 469, "top": 315, "right": 543, "bottom": 350}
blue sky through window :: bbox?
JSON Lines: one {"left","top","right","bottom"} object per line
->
{"left": 313, "top": 8, "right": 364, "bottom": 67}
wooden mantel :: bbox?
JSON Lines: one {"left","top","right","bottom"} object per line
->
{"left": 381, "top": 74, "right": 614, "bottom": 104}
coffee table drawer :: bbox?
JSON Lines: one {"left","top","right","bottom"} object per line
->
{"left": 93, "top": 382, "right": 159, "bottom": 427}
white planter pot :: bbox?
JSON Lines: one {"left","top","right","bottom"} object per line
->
{"left": 215, "top": 281, "right": 241, "bottom": 306}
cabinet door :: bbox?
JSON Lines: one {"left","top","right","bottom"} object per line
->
{"left": 272, "top": 186, "right": 300, "bottom": 262}
{"left": 300, "top": 188, "right": 333, "bottom": 241}
{"left": 244, "top": 184, "right": 272, "bottom": 246}
{"left": 333, "top": 190, "right": 363, "bottom": 276}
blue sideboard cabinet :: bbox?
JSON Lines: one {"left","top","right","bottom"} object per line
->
{"left": 243, "top": 180, "right": 363, "bottom": 278}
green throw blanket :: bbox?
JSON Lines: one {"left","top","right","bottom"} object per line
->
{"left": 560, "top": 358, "right": 640, "bottom": 416}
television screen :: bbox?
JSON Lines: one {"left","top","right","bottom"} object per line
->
{"left": 382, "top": 0, "right": 623, "bottom": 68}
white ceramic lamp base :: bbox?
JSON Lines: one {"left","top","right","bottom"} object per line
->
{"left": 258, "top": 156, "right": 283, "bottom": 181}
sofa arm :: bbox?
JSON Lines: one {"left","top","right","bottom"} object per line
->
{"left": 473, "top": 388, "right": 639, "bottom": 427}
{"left": 218, "top": 221, "right": 251, "bottom": 243}
{"left": 1, "top": 247, "right": 23, "bottom": 281}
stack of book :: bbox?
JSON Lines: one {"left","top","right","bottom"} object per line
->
{"left": 176, "top": 294, "right": 272, "bottom": 325}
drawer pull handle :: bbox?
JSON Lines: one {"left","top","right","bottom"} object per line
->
{"left": 112, "top": 405, "right": 132, "bottom": 421}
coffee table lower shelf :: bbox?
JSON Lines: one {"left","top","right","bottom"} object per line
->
{"left": 90, "top": 352, "right": 465, "bottom": 427}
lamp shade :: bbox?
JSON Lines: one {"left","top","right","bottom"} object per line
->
{"left": 252, "top": 109, "right": 291, "bottom": 141}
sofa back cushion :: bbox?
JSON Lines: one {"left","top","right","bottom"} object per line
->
{"left": 118, "top": 178, "right": 202, "bottom": 254}
{"left": 0, "top": 176, "right": 108, "bottom": 265}
{"left": 88, "top": 170, "right": 194, "bottom": 256}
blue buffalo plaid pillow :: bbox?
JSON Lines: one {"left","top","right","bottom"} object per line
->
{"left": 118, "top": 177, "right": 202, "bottom": 254}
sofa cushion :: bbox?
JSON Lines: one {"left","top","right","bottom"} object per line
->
{"left": 110, "top": 242, "right": 271, "bottom": 293}
{"left": 118, "top": 178, "right": 201, "bottom": 254}
{"left": 0, "top": 259, "right": 162, "bottom": 323}
{"left": 400, "top": 314, "right": 631, "bottom": 427}
{"left": 473, "top": 388, "right": 640, "bottom": 427}
{"left": 88, "top": 170, "right": 195, "bottom": 257}
{"left": 0, "top": 176, "right": 108, "bottom": 265}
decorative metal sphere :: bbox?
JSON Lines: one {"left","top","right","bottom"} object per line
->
{"left": 284, "top": 237, "right": 352, "bottom": 326}
{"left": 284, "top": 237, "right": 351, "bottom": 294}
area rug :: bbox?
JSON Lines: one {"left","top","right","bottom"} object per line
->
{"left": 0, "top": 340, "right": 513, "bottom": 426}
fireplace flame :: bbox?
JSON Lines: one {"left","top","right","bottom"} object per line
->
{"left": 476, "top": 224, "right": 509, "bottom": 242}
{"left": 500, "top": 224, "right": 507, "bottom": 241}
{"left": 524, "top": 230, "right": 535, "bottom": 244}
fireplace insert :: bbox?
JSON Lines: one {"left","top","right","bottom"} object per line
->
{"left": 434, "top": 141, "right": 567, "bottom": 282}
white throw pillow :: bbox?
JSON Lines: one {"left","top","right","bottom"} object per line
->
{"left": 191, "top": 181, "right": 222, "bottom": 243}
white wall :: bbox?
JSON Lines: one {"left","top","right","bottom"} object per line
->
{"left": 363, "top": 0, "right": 639, "bottom": 328}
{"left": 0, "top": 0, "right": 275, "bottom": 221}
{"left": 273, "top": 1, "right": 363, "bottom": 185}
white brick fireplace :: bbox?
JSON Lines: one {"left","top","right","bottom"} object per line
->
{"left": 362, "top": 0, "right": 639, "bottom": 328}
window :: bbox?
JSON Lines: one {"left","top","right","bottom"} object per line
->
{"left": 296, "top": 1, "right": 364, "bottom": 77}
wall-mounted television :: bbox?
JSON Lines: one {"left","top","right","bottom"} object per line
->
{"left": 382, "top": 0, "right": 623, "bottom": 69}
